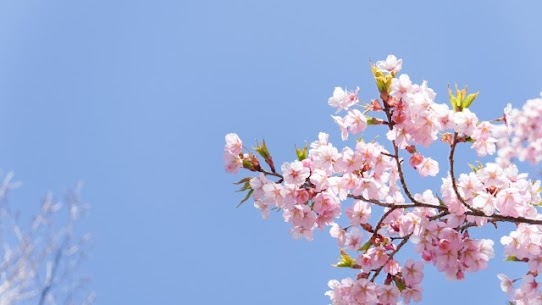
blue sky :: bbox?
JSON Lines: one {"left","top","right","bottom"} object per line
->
{"left": 0, "top": 1, "right": 541, "bottom": 304}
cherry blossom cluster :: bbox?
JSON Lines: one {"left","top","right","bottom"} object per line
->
{"left": 494, "top": 95, "right": 542, "bottom": 166}
{"left": 224, "top": 55, "right": 542, "bottom": 305}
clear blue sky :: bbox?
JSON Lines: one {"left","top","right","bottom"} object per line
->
{"left": 0, "top": 1, "right": 541, "bottom": 304}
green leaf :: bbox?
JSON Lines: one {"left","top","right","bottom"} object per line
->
{"left": 371, "top": 65, "right": 393, "bottom": 93}
{"left": 295, "top": 144, "right": 308, "bottom": 161}
{"left": 468, "top": 161, "right": 483, "bottom": 173}
{"left": 448, "top": 85, "right": 479, "bottom": 111}
{"left": 333, "top": 250, "right": 355, "bottom": 268}
{"left": 236, "top": 180, "right": 252, "bottom": 192}
{"left": 462, "top": 92, "right": 479, "bottom": 109}
{"left": 505, "top": 256, "right": 521, "bottom": 262}
{"left": 456, "top": 88, "right": 466, "bottom": 106}
{"left": 357, "top": 241, "right": 372, "bottom": 252}
{"left": 448, "top": 87, "right": 458, "bottom": 111}
{"left": 233, "top": 177, "right": 252, "bottom": 185}
{"left": 366, "top": 117, "right": 383, "bottom": 125}
{"left": 393, "top": 277, "right": 407, "bottom": 292}
{"left": 237, "top": 189, "right": 254, "bottom": 207}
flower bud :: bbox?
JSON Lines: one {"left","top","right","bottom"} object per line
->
{"left": 409, "top": 153, "right": 423, "bottom": 168}
{"left": 405, "top": 145, "right": 417, "bottom": 154}
{"left": 370, "top": 99, "right": 383, "bottom": 111}
{"left": 242, "top": 154, "right": 261, "bottom": 172}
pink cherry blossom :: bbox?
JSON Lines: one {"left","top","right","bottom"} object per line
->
{"left": 223, "top": 152, "right": 242, "bottom": 174}
{"left": 403, "top": 259, "right": 424, "bottom": 286}
{"left": 376, "top": 54, "right": 402, "bottom": 74}
{"left": 328, "top": 87, "right": 360, "bottom": 113}
{"left": 345, "top": 227, "right": 363, "bottom": 250}
{"left": 281, "top": 160, "right": 310, "bottom": 186}
{"left": 453, "top": 108, "right": 478, "bottom": 136}
{"left": 350, "top": 278, "right": 377, "bottom": 304}
{"left": 329, "top": 223, "right": 347, "bottom": 247}
{"left": 415, "top": 157, "right": 439, "bottom": 176}
{"left": 402, "top": 284, "right": 422, "bottom": 304}
{"left": 346, "top": 200, "right": 371, "bottom": 226}
{"left": 253, "top": 199, "right": 269, "bottom": 219}
{"left": 224, "top": 56, "right": 542, "bottom": 305}
{"left": 377, "top": 284, "right": 400, "bottom": 305}
{"left": 390, "top": 74, "right": 412, "bottom": 99}
{"left": 497, "top": 273, "right": 514, "bottom": 295}
{"left": 224, "top": 133, "right": 243, "bottom": 155}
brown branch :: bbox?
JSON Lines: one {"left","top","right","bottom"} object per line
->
{"left": 259, "top": 168, "right": 283, "bottom": 179}
{"left": 348, "top": 194, "right": 444, "bottom": 211}
{"left": 429, "top": 210, "right": 449, "bottom": 221}
{"left": 465, "top": 211, "right": 542, "bottom": 226}
{"left": 370, "top": 233, "right": 413, "bottom": 282}
{"left": 380, "top": 96, "right": 430, "bottom": 207}
{"left": 446, "top": 133, "right": 542, "bottom": 225}
{"left": 448, "top": 133, "right": 484, "bottom": 214}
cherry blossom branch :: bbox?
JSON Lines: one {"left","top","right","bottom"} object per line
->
{"left": 381, "top": 96, "right": 426, "bottom": 207}
{"left": 448, "top": 132, "right": 483, "bottom": 214}
{"left": 225, "top": 55, "right": 542, "bottom": 305}
{"left": 370, "top": 233, "right": 413, "bottom": 282}
{"left": 260, "top": 168, "right": 283, "bottom": 179}
{"left": 465, "top": 211, "right": 542, "bottom": 226}
{"left": 449, "top": 133, "right": 542, "bottom": 226}
{"left": 349, "top": 194, "right": 444, "bottom": 211}
{"left": 429, "top": 210, "right": 449, "bottom": 221}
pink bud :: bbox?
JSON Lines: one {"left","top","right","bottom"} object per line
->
{"left": 438, "top": 239, "right": 451, "bottom": 251}
{"left": 422, "top": 250, "right": 432, "bottom": 262}
{"left": 409, "top": 153, "right": 423, "bottom": 168}
{"left": 441, "top": 132, "right": 454, "bottom": 145}
{"left": 370, "top": 99, "right": 383, "bottom": 111}
{"left": 456, "top": 270, "right": 465, "bottom": 280}
{"left": 294, "top": 189, "right": 310, "bottom": 204}
{"left": 405, "top": 145, "right": 417, "bottom": 154}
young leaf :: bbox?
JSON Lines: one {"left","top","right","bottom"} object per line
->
{"left": 333, "top": 250, "right": 355, "bottom": 268}
{"left": 393, "top": 277, "right": 407, "bottom": 292}
{"left": 505, "top": 256, "right": 520, "bottom": 262}
{"left": 237, "top": 189, "right": 254, "bottom": 208}
{"left": 357, "top": 241, "right": 372, "bottom": 253}
{"left": 295, "top": 144, "right": 308, "bottom": 161}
